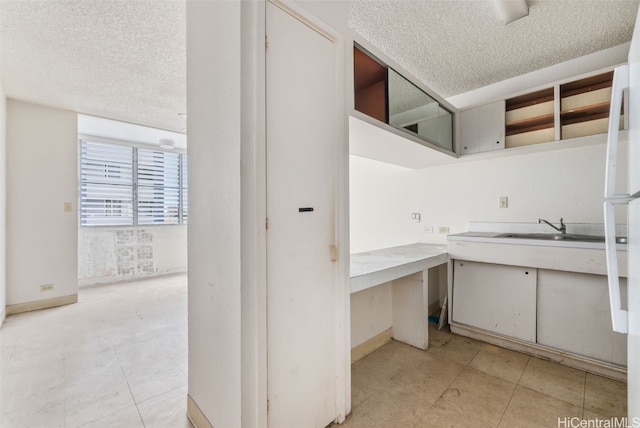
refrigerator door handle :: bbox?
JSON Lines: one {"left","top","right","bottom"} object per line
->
{"left": 604, "top": 200, "right": 628, "bottom": 334}
{"left": 605, "top": 64, "right": 630, "bottom": 199}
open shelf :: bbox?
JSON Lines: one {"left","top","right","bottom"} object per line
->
{"left": 560, "top": 101, "right": 611, "bottom": 126}
{"left": 559, "top": 71, "right": 616, "bottom": 140}
{"left": 506, "top": 87, "right": 554, "bottom": 111}
{"left": 505, "top": 87, "right": 555, "bottom": 147}
{"left": 506, "top": 113, "right": 555, "bottom": 136}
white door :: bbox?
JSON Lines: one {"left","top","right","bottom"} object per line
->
{"left": 266, "top": 3, "right": 339, "bottom": 427}
{"left": 628, "top": 199, "right": 640, "bottom": 418}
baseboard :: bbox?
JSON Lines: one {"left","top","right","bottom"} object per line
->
{"left": 79, "top": 270, "right": 187, "bottom": 287}
{"left": 187, "top": 395, "right": 213, "bottom": 428}
{"left": 6, "top": 294, "right": 78, "bottom": 315}
{"left": 351, "top": 328, "right": 393, "bottom": 363}
{"left": 451, "top": 323, "right": 627, "bottom": 382}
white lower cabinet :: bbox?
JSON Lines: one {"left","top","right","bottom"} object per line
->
{"left": 452, "top": 260, "right": 537, "bottom": 342}
{"left": 452, "top": 260, "right": 628, "bottom": 367}
{"left": 537, "top": 269, "right": 627, "bottom": 366}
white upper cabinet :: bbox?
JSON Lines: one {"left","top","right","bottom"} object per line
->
{"left": 459, "top": 100, "right": 505, "bottom": 155}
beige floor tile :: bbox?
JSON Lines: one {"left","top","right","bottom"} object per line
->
{"left": 347, "top": 387, "right": 433, "bottom": 428}
{"left": 498, "top": 385, "right": 582, "bottom": 428}
{"left": 417, "top": 366, "right": 516, "bottom": 428}
{"left": 388, "top": 351, "right": 466, "bottom": 400}
{"left": 77, "top": 404, "right": 145, "bottom": 428}
{"left": 0, "top": 402, "right": 65, "bottom": 428}
{"left": 582, "top": 409, "right": 628, "bottom": 427}
{"left": 64, "top": 375, "right": 136, "bottom": 427}
{"left": 126, "top": 363, "right": 188, "bottom": 404}
{"left": 469, "top": 343, "right": 529, "bottom": 384}
{"left": 427, "top": 332, "right": 483, "bottom": 366}
{"left": 519, "top": 357, "right": 586, "bottom": 407}
{"left": 0, "top": 362, "right": 66, "bottom": 415}
{"left": 138, "top": 385, "right": 192, "bottom": 428}
{"left": 584, "top": 373, "right": 627, "bottom": 418}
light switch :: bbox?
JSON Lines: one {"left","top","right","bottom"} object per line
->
{"left": 64, "top": 202, "right": 72, "bottom": 212}
{"left": 499, "top": 196, "right": 508, "bottom": 209}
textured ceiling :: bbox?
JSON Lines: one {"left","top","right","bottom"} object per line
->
{"left": 0, "top": 0, "right": 638, "bottom": 134}
{"left": 349, "top": 0, "right": 639, "bottom": 98}
{"left": 0, "top": 0, "right": 186, "bottom": 132}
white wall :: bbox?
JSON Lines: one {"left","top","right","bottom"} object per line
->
{"left": 187, "top": 1, "right": 242, "bottom": 427}
{"left": 351, "top": 283, "right": 392, "bottom": 348}
{"left": 0, "top": 85, "right": 6, "bottom": 324}
{"left": 78, "top": 225, "right": 187, "bottom": 286}
{"left": 350, "top": 140, "right": 617, "bottom": 253}
{"left": 6, "top": 100, "right": 78, "bottom": 306}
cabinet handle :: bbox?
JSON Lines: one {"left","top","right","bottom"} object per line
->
{"left": 604, "top": 65, "right": 629, "bottom": 199}
{"left": 604, "top": 201, "right": 628, "bottom": 333}
{"left": 330, "top": 244, "right": 338, "bottom": 262}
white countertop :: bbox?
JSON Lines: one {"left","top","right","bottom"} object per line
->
{"left": 448, "top": 231, "right": 627, "bottom": 251}
{"left": 447, "top": 232, "right": 627, "bottom": 277}
{"left": 350, "top": 243, "right": 447, "bottom": 293}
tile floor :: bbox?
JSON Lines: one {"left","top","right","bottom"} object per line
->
{"left": 343, "top": 325, "right": 628, "bottom": 428}
{"left": 0, "top": 274, "right": 628, "bottom": 428}
{"left": 0, "top": 274, "right": 191, "bottom": 428}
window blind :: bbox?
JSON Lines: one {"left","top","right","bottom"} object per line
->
{"left": 181, "top": 154, "right": 188, "bottom": 224}
{"left": 80, "top": 141, "right": 134, "bottom": 226}
{"left": 137, "top": 149, "right": 181, "bottom": 225}
{"left": 79, "top": 140, "right": 188, "bottom": 227}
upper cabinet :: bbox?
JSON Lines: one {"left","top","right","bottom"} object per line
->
{"left": 351, "top": 40, "right": 626, "bottom": 167}
{"left": 353, "top": 45, "right": 455, "bottom": 154}
{"left": 459, "top": 100, "right": 505, "bottom": 155}
{"left": 459, "top": 70, "right": 625, "bottom": 155}
{"left": 353, "top": 47, "right": 387, "bottom": 123}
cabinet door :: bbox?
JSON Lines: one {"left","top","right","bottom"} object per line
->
{"left": 459, "top": 100, "right": 505, "bottom": 155}
{"left": 537, "top": 269, "right": 627, "bottom": 366}
{"left": 452, "top": 260, "right": 536, "bottom": 342}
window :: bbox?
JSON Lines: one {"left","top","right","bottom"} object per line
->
{"left": 80, "top": 140, "right": 188, "bottom": 226}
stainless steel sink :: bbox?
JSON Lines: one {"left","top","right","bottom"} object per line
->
{"left": 497, "top": 233, "right": 627, "bottom": 244}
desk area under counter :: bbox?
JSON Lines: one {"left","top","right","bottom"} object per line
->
{"left": 349, "top": 243, "right": 448, "bottom": 362}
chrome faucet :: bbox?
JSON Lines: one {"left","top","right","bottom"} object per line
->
{"left": 538, "top": 218, "right": 566, "bottom": 234}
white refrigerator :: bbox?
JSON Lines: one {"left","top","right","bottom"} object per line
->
{"left": 605, "top": 6, "right": 640, "bottom": 419}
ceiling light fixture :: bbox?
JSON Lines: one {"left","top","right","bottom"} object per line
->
{"left": 159, "top": 138, "right": 176, "bottom": 149}
{"left": 493, "top": 0, "right": 528, "bottom": 25}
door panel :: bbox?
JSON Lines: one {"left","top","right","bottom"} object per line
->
{"left": 452, "top": 260, "right": 537, "bottom": 342}
{"left": 266, "top": 3, "right": 337, "bottom": 427}
{"left": 628, "top": 199, "right": 640, "bottom": 418}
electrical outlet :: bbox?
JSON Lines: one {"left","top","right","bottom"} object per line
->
{"left": 424, "top": 226, "right": 434, "bottom": 233}
{"left": 439, "top": 226, "right": 450, "bottom": 234}
{"left": 499, "top": 196, "right": 508, "bottom": 208}
{"left": 40, "top": 284, "right": 54, "bottom": 292}
{"left": 411, "top": 213, "right": 421, "bottom": 222}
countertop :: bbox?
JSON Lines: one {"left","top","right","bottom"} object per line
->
{"left": 447, "top": 232, "right": 627, "bottom": 277}
{"left": 448, "top": 231, "right": 627, "bottom": 251}
{"left": 350, "top": 243, "right": 447, "bottom": 293}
